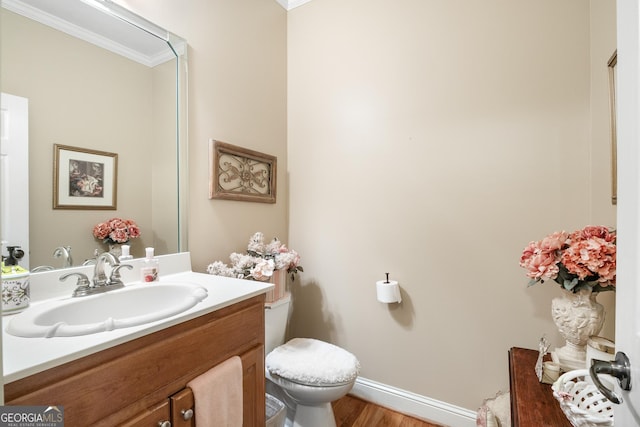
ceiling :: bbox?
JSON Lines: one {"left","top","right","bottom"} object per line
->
{"left": 276, "top": 0, "right": 314, "bottom": 10}
{"left": 1, "top": 0, "right": 185, "bottom": 67}
{"left": 2, "top": 0, "right": 307, "bottom": 66}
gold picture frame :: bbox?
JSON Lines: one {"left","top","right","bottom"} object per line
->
{"left": 209, "top": 140, "right": 277, "bottom": 203}
{"left": 53, "top": 144, "right": 118, "bottom": 210}
{"left": 608, "top": 50, "right": 617, "bottom": 205}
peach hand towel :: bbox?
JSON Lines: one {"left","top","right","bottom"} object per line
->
{"left": 187, "top": 356, "right": 243, "bottom": 427}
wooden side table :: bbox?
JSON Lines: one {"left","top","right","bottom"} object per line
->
{"left": 509, "top": 347, "right": 572, "bottom": 427}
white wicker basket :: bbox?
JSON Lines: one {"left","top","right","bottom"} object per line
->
{"left": 552, "top": 369, "right": 614, "bottom": 427}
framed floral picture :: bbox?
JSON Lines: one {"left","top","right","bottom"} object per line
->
{"left": 53, "top": 144, "right": 118, "bottom": 210}
{"left": 209, "top": 140, "right": 277, "bottom": 203}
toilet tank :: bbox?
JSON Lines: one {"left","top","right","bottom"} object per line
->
{"left": 264, "top": 293, "right": 291, "bottom": 355}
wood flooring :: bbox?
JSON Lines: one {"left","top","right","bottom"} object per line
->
{"left": 332, "top": 394, "right": 446, "bottom": 427}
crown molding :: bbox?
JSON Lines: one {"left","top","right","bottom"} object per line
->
{"left": 1, "top": 0, "right": 182, "bottom": 67}
{"left": 275, "top": 0, "right": 314, "bottom": 11}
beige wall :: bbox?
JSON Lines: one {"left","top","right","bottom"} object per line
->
{"left": 287, "top": 0, "right": 616, "bottom": 412}
{"left": 118, "top": 0, "right": 289, "bottom": 270}
{"left": 116, "top": 0, "right": 614, "bottom": 415}
{"left": 590, "top": 1, "right": 618, "bottom": 223}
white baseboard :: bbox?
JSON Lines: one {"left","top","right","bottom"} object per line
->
{"left": 350, "top": 377, "right": 477, "bottom": 427}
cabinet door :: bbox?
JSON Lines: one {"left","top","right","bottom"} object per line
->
{"left": 165, "top": 345, "right": 265, "bottom": 427}
{"left": 171, "top": 388, "right": 195, "bottom": 427}
{"left": 119, "top": 400, "right": 171, "bottom": 426}
{"left": 241, "top": 345, "right": 265, "bottom": 427}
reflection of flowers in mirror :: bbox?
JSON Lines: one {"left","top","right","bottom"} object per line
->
{"left": 93, "top": 218, "right": 141, "bottom": 245}
{"left": 207, "top": 232, "right": 303, "bottom": 282}
{"left": 519, "top": 225, "right": 616, "bottom": 294}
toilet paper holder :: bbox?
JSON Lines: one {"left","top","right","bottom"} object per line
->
{"left": 376, "top": 273, "right": 402, "bottom": 304}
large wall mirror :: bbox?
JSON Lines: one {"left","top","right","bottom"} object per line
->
{"left": 1, "top": 0, "right": 188, "bottom": 270}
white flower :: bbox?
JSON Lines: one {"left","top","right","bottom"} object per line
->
{"left": 248, "top": 232, "right": 265, "bottom": 254}
{"left": 206, "top": 261, "right": 235, "bottom": 277}
{"left": 251, "top": 259, "right": 275, "bottom": 281}
{"left": 274, "top": 251, "right": 292, "bottom": 270}
{"left": 207, "top": 232, "right": 303, "bottom": 282}
{"left": 266, "top": 238, "right": 284, "bottom": 254}
{"left": 230, "top": 253, "right": 255, "bottom": 270}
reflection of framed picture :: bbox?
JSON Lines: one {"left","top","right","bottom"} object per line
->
{"left": 53, "top": 144, "right": 118, "bottom": 210}
{"left": 209, "top": 140, "right": 277, "bottom": 203}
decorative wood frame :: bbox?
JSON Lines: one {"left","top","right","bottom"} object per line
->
{"left": 53, "top": 144, "right": 118, "bottom": 210}
{"left": 209, "top": 140, "right": 277, "bottom": 203}
{"left": 608, "top": 50, "right": 617, "bottom": 205}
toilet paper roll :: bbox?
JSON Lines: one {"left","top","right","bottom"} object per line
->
{"left": 376, "top": 280, "right": 401, "bottom": 303}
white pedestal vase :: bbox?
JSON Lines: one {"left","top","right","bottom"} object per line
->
{"left": 550, "top": 288, "right": 605, "bottom": 371}
{"left": 108, "top": 243, "right": 123, "bottom": 258}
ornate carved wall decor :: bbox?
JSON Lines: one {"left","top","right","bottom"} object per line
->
{"left": 209, "top": 140, "right": 277, "bottom": 203}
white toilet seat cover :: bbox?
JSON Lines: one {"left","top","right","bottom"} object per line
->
{"left": 266, "top": 338, "right": 360, "bottom": 385}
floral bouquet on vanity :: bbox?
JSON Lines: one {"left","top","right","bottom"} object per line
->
{"left": 519, "top": 225, "right": 616, "bottom": 293}
{"left": 206, "top": 232, "right": 303, "bottom": 282}
{"left": 92, "top": 217, "right": 141, "bottom": 245}
{"left": 519, "top": 225, "right": 616, "bottom": 368}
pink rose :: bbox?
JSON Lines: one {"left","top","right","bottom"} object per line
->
{"left": 110, "top": 228, "right": 129, "bottom": 243}
{"left": 519, "top": 241, "right": 560, "bottom": 281}
{"left": 109, "top": 218, "right": 127, "bottom": 232}
{"left": 520, "top": 241, "right": 537, "bottom": 265}
{"left": 539, "top": 231, "right": 569, "bottom": 251}
{"left": 561, "top": 237, "right": 616, "bottom": 283}
{"left": 525, "top": 251, "right": 560, "bottom": 280}
{"left": 571, "top": 226, "right": 615, "bottom": 243}
{"left": 93, "top": 217, "right": 141, "bottom": 242}
{"left": 127, "top": 224, "right": 141, "bottom": 239}
{"left": 521, "top": 225, "right": 616, "bottom": 290}
{"left": 93, "top": 222, "right": 111, "bottom": 240}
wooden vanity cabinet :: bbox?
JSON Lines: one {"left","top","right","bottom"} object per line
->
{"left": 124, "top": 400, "right": 171, "bottom": 426}
{"left": 509, "top": 347, "right": 571, "bottom": 427}
{"left": 169, "top": 388, "right": 195, "bottom": 427}
{"left": 5, "top": 295, "right": 267, "bottom": 427}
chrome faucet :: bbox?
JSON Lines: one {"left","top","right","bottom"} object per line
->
{"left": 60, "top": 251, "right": 133, "bottom": 297}
{"left": 93, "top": 252, "right": 133, "bottom": 288}
{"left": 93, "top": 252, "right": 118, "bottom": 287}
{"left": 53, "top": 246, "right": 73, "bottom": 268}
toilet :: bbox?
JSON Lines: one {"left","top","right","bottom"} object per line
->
{"left": 264, "top": 293, "right": 360, "bottom": 427}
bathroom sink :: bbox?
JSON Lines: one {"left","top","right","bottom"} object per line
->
{"left": 6, "top": 282, "right": 208, "bottom": 338}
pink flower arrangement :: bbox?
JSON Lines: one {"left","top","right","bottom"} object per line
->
{"left": 519, "top": 225, "right": 616, "bottom": 293}
{"left": 92, "top": 218, "right": 141, "bottom": 245}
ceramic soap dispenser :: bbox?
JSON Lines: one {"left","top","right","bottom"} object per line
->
{"left": 1, "top": 245, "right": 30, "bottom": 314}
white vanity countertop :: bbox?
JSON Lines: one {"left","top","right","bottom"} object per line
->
{"left": 2, "top": 252, "right": 272, "bottom": 383}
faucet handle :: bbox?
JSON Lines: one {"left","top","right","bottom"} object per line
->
{"left": 60, "top": 272, "right": 92, "bottom": 297}
{"left": 110, "top": 264, "right": 133, "bottom": 286}
{"left": 60, "top": 272, "right": 90, "bottom": 286}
